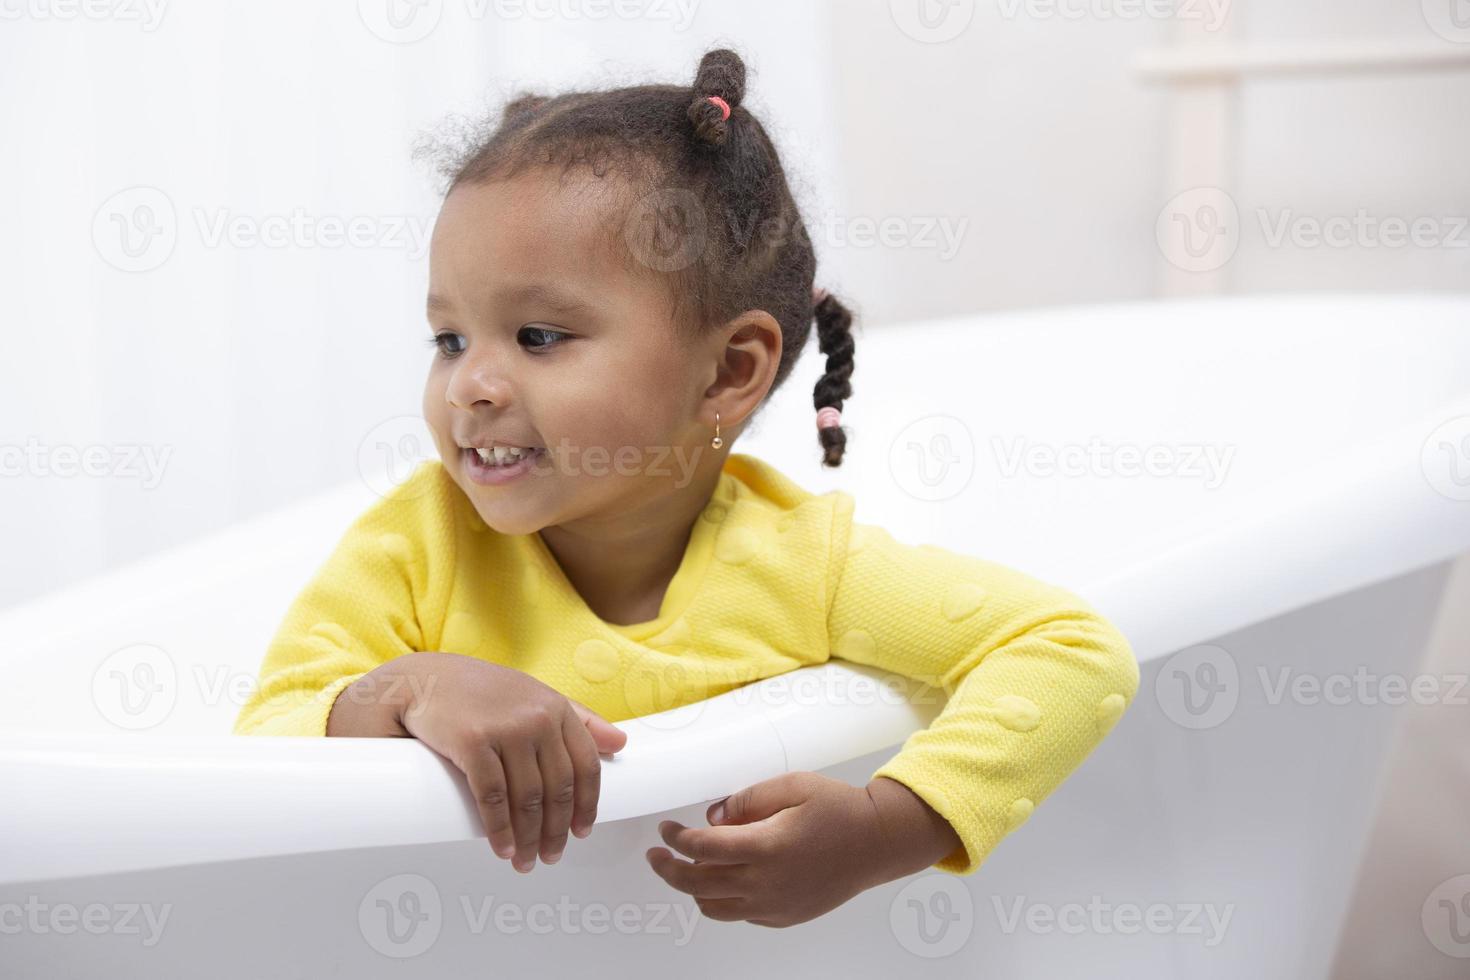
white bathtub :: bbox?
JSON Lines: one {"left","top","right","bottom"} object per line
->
{"left": 3, "top": 293, "right": 1469, "bottom": 978}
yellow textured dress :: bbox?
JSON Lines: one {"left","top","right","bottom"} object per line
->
{"left": 233, "top": 452, "right": 1139, "bottom": 875}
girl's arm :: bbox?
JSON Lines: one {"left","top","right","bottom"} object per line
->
{"left": 825, "top": 498, "right": 1141, "bottom": 877}
{"left": 233, "top": 463, "right": 454, "bottom": 737}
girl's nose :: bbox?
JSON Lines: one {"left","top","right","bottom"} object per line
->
{"left": 445, "top": 355, "right": 513, "bottom": 410}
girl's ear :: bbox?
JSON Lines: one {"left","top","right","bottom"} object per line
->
{"left": 703, "top": 309, "right": 782, "bottom": 423}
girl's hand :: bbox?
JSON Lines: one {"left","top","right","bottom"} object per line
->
{"left": 644, "top": 771, "right": 896, "bottom": 928}
{"left": 391, "top": 652, "right": 628, "bottom": 872}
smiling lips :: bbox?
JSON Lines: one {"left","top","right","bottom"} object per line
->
{"left": 461, "top": 445, "right": 546, "bottom": 485}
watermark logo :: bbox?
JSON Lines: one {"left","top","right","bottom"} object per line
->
{"left": 1423, "top": 874, "right": 1470, "bottom": 957}
{"left": 890, "top": 873, "right": 974, "bottom": 957}
{"left": 92, "top": 186, "right": 177, "bottom": 273}
{"left": 92, "top": 643, "right": 178, "bottom": 730}
{"left": 1155, "top": 643, "right": 1238, "bottom": 730}
{"left": 358, "top": 414, "right": 438, "bottom": 500}
{"left": 615, "top": 650, "right": 719, "bottom": 729}
{"left": 623, "top": 187, "right": 708, "bottom": 273}
{"left": 359, "top": 873, "right": 443, "bottom": 958}
{"left": 1422, "top": 415, "right": 1470, "bottom": 502}
{"left": 889, "top": 0, "right": 975, "bottom": 43}
{"left": 1156, "top": 187, "right": 1240, "bottom": 274}
{"left": 1422, "top": 0, "right": 1470, "bottom": 43}
{"left": 888, "top": 414, "right": 976, "bottom": 502}
{"left": 358, "top": 0, "right": 444, "bottom": 43}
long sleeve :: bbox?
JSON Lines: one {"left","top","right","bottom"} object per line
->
{"left": 824, "top": 496, "right": 1140, "bottom": 876}
{"left": 232, "top": 462, "right": 456, "bottom": 736}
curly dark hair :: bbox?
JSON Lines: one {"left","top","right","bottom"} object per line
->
{"left": 426, "top": 48, "right": 856, "bottom": 467}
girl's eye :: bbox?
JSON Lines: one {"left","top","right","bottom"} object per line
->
{"left": 426, "top": 332, "right": 466, "bottom": 358}
{"left": 424, "top": 326, "right": 567, "bottom": 359}
{"left": 519, "top": 325, "right": 567, "bottom": 350}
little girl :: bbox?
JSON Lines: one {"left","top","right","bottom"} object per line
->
{"left": 234, "top": 48, "right": 1139, "bottom": 929}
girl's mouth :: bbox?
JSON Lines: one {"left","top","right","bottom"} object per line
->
{"left": 461, "top": 446, "right": 546, "bottom": 485}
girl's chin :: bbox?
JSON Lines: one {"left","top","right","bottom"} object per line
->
{"left": 463, "top": 503, "right": 547, "bottom": 538}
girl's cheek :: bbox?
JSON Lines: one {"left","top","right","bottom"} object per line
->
{"left": 420, "top": 386, "right": 444, "bottom": 434}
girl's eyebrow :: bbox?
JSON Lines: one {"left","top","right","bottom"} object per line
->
{"left": 427, "top": 284, "right": 592, "bottom": 318}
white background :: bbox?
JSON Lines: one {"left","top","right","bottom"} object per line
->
{"left": 1, "top": 0, "right": 1467, "bottom": 606}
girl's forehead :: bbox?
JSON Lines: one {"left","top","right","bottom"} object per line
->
{"left": 432, "top": 173, "right": 622, "bottom": 271}
{"left": 427, "top": 171, "right": 675, "bottom": 325}
{"left": 433, "top": 186, "right": 600, "bottom": 288}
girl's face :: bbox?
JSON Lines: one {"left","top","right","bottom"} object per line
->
{"left": 422, "top": 169, "right": 716, "bottom": 536}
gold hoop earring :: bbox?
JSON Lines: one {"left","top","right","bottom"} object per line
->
{"left": 710, "top": 411, "right": 723, "bottom": 449}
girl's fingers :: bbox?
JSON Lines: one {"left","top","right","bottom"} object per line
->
{"left": 566, "top": 697, "right": 627, "bottom": 755}
{"left": 464, "top": 746, "right": 515, "bottom": 861}
{"left": 536, "top": 729, "right": 575, "bottom": 865}
{"left": 502, "top": 738, "right": 544, "bottom": 872}
{"left": 562, "top": 708, "right": 603, "bottom": 840}
{"left": 658, "top": 820, "right": 763, "bottom": 864}
{"left": 646, "top": 847, "right": 748, "bottom": 900}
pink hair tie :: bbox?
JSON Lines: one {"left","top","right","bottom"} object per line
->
{"left": 816, "top": 406, "right": 842, "bottom": 431}
{"left": 812, "top": 286, "right": 829, "bottom": 305}
{"left": 706, "top": 95, "right": 731, "bottom": 121}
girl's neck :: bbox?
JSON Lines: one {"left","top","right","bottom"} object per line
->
{"left": 535, "top": 465, "right": 722, "bottom": 627}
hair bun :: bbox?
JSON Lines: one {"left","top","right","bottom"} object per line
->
{"left": 686, "top": 48, "right": 746, "bottom": 147}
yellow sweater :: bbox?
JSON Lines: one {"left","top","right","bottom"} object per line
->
{"left": 234, "top": 452, "right": 1139, "bottom": 875}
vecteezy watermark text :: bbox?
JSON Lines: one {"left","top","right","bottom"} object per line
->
{"left": 0, "top": 897, "right": 171, "bottom": 947}
{"left": 0, "top": 438, "right": 171, "bottom": 489}
{"left": 0, "top": 0, "right": 167, "bottom": 30}
{"left": 992, "top": 895, "right": 1234, "bottom": 947}
{"left": 92, "top": 186, "right": 434, "bottom": 273}
{"left": 358, "top": 874, "right": 699, "bottom": 958}
{"left": 992, "top": 436, "right": 1236, "bottom": 489}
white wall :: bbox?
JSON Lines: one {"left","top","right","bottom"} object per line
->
{"left": 1, "top": 0, "right": 1466, "bottom": 606}
{"left": 0, "top": 0, "right": 840, "bottom": 605}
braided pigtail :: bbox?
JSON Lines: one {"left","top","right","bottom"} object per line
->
{"left": 812, "top": 289, "right": 855, "bottom": 467}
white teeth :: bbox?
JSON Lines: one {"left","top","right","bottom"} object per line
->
{"left": 473, "top": 446, "right": 534, "bottom": 466}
